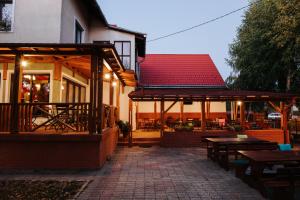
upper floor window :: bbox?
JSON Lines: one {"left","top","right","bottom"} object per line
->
{"left": 0, "top": 0, "right": 13, "bottom": 32}
{"left": 75, "top": 20, "right": 83, "bottom": 44}
{"left": 114, "top": 41, "right": 131, "bottom": 69}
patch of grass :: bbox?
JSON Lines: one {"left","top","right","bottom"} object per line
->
{"left": 0, "top": 180, "right": 86, "bottom": 200}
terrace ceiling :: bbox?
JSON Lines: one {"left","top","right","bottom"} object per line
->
{"left": 0, "top": 43, "right": 136, "bottom": 86}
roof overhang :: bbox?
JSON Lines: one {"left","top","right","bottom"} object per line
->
{"left": 108, "top": 25, "right": 147, "bottom": 57}
{"left": 0, "top": 43, "right": 136, "bottom": 86}
{"left": 129, "top": 88, "right": 300, "bottom": 102}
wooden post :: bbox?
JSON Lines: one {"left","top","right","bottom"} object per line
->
{"left": 180, "top": 101, "right": 184, "bottom": 122}
{"left": 96, "top": 56, "right": 103, "bottom": 133}
{"left": 154, "top": 101, "right": 157, "bottom": 120}
{"left": 109, "top": 72, "right": 114, "bottom": 106}
{"left": 201, "top": 101, "right": 206, "bottom": 132}
{"left": 89, "top": 51, "right": 101, "bottom": 134}
{"left": 116, "top": 80, "right": 120, "bottom": 120}
{"left": 160, "top": 100, "right": 165, "bottom": 137}
{"left": 10, "top": 53, "right": 21, "bottom": 133}
{"left": 128, "top": 99, "right": 133, "bottom": 147}
{"left": 280, "top": 102, "right": 289, "bottom": 144}
{"left": 240, "top": 101, "right": 245, "bottom": 127}
{"left": 135, "top": 102, "right": 139, "bottom": 130}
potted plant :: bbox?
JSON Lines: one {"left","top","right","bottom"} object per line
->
{"left": 117, "top": 120, "right": 131, "bottom": 138}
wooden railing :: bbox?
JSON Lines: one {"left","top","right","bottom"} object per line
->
{"left": 0, "top": 103, "right": 11, "bottom": 132}
{"left": 0, "top": 103, "right": 118, "bottom": 133}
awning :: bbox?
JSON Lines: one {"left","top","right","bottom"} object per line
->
{"left": 128, "top": 88, "right": 300, "bottom": 101}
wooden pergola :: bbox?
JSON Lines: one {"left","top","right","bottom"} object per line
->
{"left": 129, "top": 88, "right": 300, "bottom": 143}
{"left": 0, "top": 43, "right": 135, "bottom": 134}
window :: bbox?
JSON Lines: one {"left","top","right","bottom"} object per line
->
{"left": 75, "top": 20, "right": 83, "bottom": 44}
{"left": 61, "top": 78, "right": 86, "bottom": 103}
{"left": 114, "top": 41, "right": 131, "bottom": 69}
{"left": 0, "top": 0, "right": 13, "bottom": 31}
{"left": 10, "top": 74, "right": 50, "bottom": 103}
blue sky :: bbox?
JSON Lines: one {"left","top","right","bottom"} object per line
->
{"left": 98, "top": 0, "right": 249, "bottom": 80}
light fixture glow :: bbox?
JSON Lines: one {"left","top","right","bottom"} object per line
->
{"left": 237, "top": 101, "right": 242, "bottom": 106}
{"left": 61, "top": 85, "right": 64, "bottom": 90}
{"left": 21, "top": 60, "right": 28, "bottom": 67}
{"left": 32, "top": 75, "right": 36, "bottom": 81}
{"left": 112, "top": 81, "right": 117, "bottom": 87}
{"left": 104, "top": 73, "right": 111, "bottom": 80}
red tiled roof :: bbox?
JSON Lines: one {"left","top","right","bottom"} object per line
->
{"left": 139, "top": 54, "right": 225, "bottom": 88}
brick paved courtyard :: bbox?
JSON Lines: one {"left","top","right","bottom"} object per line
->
{"left": 0, "top": 147, "right": 265, "bottom": 200}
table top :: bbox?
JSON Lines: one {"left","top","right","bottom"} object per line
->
{"left": 238, "top": 150, "right": 300, "bottom": 162}
{"left": 205, "top": 137, "right": 267, "bottom": 144}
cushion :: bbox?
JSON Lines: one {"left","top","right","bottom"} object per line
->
{"left": 233, "top": 159, "right": 249, "bottom": 165}
{"left": 237, "top": 134, "right": 248, "bottom": 139}
{"left": 278, "top": 144, "right": 292, "bottom": 151}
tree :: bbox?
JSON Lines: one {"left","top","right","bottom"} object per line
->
{"left": 226, "top": 0, "right": 300, "bottom": 92}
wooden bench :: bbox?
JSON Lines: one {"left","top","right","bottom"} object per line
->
{"left": 219, "top": 142, "right": 278, "bottom": 170}
{"left": 262, "top": 167, "right": 300, "bottom": 200}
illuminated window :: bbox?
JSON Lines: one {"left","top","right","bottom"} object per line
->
{"left": 0, "top": 0, "right": 13, "bottom": 32}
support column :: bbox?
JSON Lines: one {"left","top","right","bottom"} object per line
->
{"left": 2, "top": 63, "right": 8, "bottom": 102}
{"left": 281, "top": 102, "right": 289, "bottom": 144}
{"left": 109, "top": 72, "right": 114, "bottom": 106}
{"left": 97, "top": 57, "right": 103, "bottom": 133}
{"left": 89, "top": 51, "right": 103, "bottom": 134}
{"left": 154, "top": 101, "right": 157, "bottom": 121}
{"left": 160, "top": 100, "right": 165, "bottom": 137}
{"left": 116, "top": 80, "right": 120, "bottom": 120}
{"left": 201, "top": 101, "right": 206, "bottom": 132}
{"left": 180, "top": 101, "right": 184, "bottom": 122}
{"left": 129, "top": 99, "right": 133, "bottom": 147}
{"left": 240, "top": 101, "right": 245, "bottom": 127}
{"left": 10, "top": 53, "right": 21, "bottom": 133}
{"left": 135, "top": 102, "right": 139, "bottom": 130}
{"left": 53, "top": 62, "right": 62, "bottom": 102}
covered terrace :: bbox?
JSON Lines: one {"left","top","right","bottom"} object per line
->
{"left": 0, "top": 43, "right": 135, "bottom": 169}
{"left": 129, "top": 88, "right": 300, "bottom": 146}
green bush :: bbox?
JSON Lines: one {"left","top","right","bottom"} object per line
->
{"left": 117, "top": 120, "right": 131, "bottom": 138}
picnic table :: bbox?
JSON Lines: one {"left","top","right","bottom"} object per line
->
{"left": 238, "top": 150, "right": 300, "bottom": 179}
{"left": 204, "top": 137, "right": 277, "bottom": 170}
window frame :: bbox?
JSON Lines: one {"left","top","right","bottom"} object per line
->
{"left": 0, "top": 0, "right": 15, "bottom": 32}
{"left": 114, "top": 41, "right": 131, "bottom": 69}
{"left": 74, "top": 19, "right": 84, "bottom": 44}
{"left": 62, "top": 77, "right": 86, "bottom": 103}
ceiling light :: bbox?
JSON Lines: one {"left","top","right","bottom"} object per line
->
{"left": 104, "top": 73, "right": 111, "bottom": 80}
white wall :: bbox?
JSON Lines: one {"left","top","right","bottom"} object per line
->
{"left": 89, "top": 20, "right": 136, "bottom": 70}
{"left": 138, "top": 101, "right": 226, "bottom": 113}
{"left": 60, "top": 0, "right": 90, "bottom": 43}
{"left": 0, "top": 0, "right": 62, "bottom": 43}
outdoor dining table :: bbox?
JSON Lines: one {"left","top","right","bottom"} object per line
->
{"left": 238, "top": 150, "right": 300, "bottom": 179}
{"left": 204, "top": 137, "right": 272, "bottom": 169}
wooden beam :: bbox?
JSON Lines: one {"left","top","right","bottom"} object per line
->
{"left": 10, "top": 53, "right": 21, "bottom": 134}
{"left": 268, "top": 101, "right": 281, "bottom": 113}
{"left": 201, "top": 101, "right": 206, "bottom": 132}
{"left": 163, "top": 100, "right": 177, "bottom": 114}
